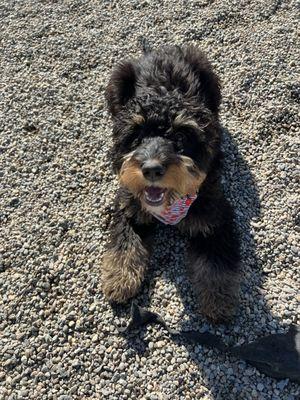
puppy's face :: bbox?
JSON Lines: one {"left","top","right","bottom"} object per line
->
{"left": 106, "top": 47, "right": 221, "bottom": 211}
{"left": 118, "top": 115, "right": 209, "bottom": 212}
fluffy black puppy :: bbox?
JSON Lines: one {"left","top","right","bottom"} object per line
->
{"left": 102, "top": 46, "right": 240, "bottom": 322}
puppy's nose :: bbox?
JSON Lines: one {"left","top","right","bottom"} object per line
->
{"left": 142, "top": 160, "right": 165, "bottom": 181}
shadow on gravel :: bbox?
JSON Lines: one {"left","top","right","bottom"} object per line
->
{"left": 110, "top": 128, "right": 293, "bottom": 397}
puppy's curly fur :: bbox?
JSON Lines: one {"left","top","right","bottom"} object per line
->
{"left": 102, "top": 46, "right": 241, "bottom": 323}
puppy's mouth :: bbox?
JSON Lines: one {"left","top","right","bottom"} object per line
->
{"left": 144, "top": 187, "right": 166, "bottom": 206}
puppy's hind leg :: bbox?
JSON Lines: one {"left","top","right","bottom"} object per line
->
{"left": 102, "top": 211, "right": 149, "bottom": 303}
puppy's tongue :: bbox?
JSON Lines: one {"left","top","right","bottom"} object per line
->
{"left": 145, "top": 187, "right": 164, "bottom": 201}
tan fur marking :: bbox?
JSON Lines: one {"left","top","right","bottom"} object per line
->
{"left": 132, "top": 114, "right": 145, "bottom": 125}
{"left": 119, "top": 159, "right": 146, "bottom": 195}
{"left": 101, "top": 246, "right": 148, "bottom": 303}
{"left": 173, "top": 112, "right": 200, "bottom": 130}
{"left": 160, "top": 163, "right": 205, "bottom": 196}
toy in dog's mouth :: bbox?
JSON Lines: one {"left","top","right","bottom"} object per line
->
{"left": 144, "top": 187, "right": 166, "bottom": 206}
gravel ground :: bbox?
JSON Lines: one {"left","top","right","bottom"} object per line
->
{"left": 0, "top": 0, "right": 299, "bottom": 399}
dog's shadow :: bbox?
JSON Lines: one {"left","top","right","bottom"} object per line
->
{"left": 111, "top": 128, "right": 291, "bottom": 397}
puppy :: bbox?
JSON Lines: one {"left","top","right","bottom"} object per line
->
{"left": 102, "top": 46, "right": 240, "bottom": 322}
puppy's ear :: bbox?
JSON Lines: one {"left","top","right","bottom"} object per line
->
{"left": 106, "top": 60, "right": 137, "bottom": 116}
{"left": 182, "top": 46, "right": 221, "bottom": 114}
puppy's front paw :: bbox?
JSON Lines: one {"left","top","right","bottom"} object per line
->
{"left": 101, "top": 250, "right": 146, "bottom": 303}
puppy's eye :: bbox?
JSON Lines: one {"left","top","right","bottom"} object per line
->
{"left": 176, "top": 131, "right": 204, "bottom": 159}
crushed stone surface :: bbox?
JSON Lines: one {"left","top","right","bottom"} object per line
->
{"left": 0, "top": 0, "right": 299, "bottom": 399}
